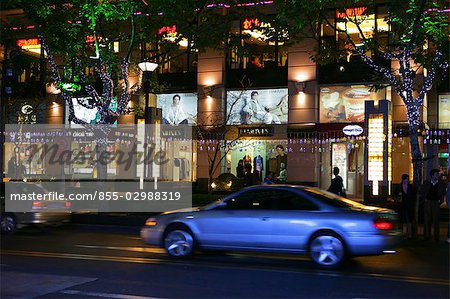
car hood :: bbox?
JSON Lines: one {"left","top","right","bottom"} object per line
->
{"left": 161, "top": 207, "right": 201, "bottom": 216}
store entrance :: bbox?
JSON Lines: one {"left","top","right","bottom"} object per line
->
{"left": 323, "top": 140, "right": 364, "bottom": 198}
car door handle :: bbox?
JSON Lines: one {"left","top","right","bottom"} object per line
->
{"left": 262, "top": 217, "right": 271, "bottom": 221}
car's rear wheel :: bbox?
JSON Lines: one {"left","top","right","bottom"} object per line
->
{"left": 1, "top": 213, "right": 17, "bottom": 235}
{"left": 164, "top": 228, "right": 194, "bottom": 257}
{"left": 309, "top": 232, "right": 346, "bottom": 269}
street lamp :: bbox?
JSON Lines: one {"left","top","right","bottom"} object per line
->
{"left": 138, "top": 60, "right": 158, "bottom": 183}
{"left": 138, "top": 60, "right": 158, "bottom": 122}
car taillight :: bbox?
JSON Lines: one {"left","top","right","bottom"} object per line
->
{"left": 32, "top": 201, "right": 42, "bottom": 209}
{"left": 373, "top": 217, "right": 394, "bottom": 230}
{"left": 65, "top": 202, "right": 71, "bottom": 208}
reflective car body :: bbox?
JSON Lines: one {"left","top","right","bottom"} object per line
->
{"left": 1, "top": 182, "right": 71, "bottom": 234}
{"left": 141, "top": 185, "right": 401, "bottom": 268}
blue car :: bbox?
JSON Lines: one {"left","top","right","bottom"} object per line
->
{"left": 141, "top": 185, "right": 401, "bottom": 268}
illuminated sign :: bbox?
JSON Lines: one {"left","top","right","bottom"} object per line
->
{"left": 86, "top": 35, "right": 96, "bottom": 43}
{"left": 367, "top": 114, "right": 384, "bottom": 196}
{"left": 242, "top": 18, "right": 261, "bottom": 29}
{"left": 157, "top": 25, "right": 177, "bottom": 35}
{"left": 16, "top": 38, "right": 40, "bottom": 48}
{"left": 343, "top": 125, "right": 363, "bottom": 136}
{"left": 241, "top": 18, "right": 273, "bottom": 30}
{"left": 336, "top": 7, "right": 367, "bottom": 19}
{"left": 239, "top": 127, "right": 274, "bottom": 137}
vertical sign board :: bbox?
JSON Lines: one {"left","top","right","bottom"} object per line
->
{"left": 331, "top": 143, "right": 348, "bottom": 191}
{"left": 364, "top": 100, "right": 392, "bottom": 201}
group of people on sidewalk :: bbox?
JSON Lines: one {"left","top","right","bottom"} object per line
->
{"left": 397, "top": 168, "right": 450, "bottom": 242}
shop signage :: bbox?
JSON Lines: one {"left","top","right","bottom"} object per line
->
{"left": 161, "top": 128, "right": 184, "bottom": 138}
{"left": 16, "top": 38, "right": 40, "bottom": 48}
{"left": 242, "top": 18, "right": 271, "bottom": 30}
{"left": 336, "top": 6, "right": 367, "bottom": 19}
{"left": 239, "top": 127, "right": 274, "bottom": 137}
{"left": 343, "top": 125, "right": 363, "bottom": 136}
{"left": 157, "top": 25, "right": 177, "bottom": 35}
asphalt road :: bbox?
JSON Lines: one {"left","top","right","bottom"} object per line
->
{"left": 1, "top": 224, "right": 449, "bottom": 299}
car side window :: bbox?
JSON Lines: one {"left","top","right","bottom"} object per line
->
{"left": 273, "top": 190, "right": 318, "bottom": 211}
{"left": 224, "top": 190, "right": 276, "bottom": 210}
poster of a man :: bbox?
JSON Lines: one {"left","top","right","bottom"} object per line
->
{"left": 158, "top": 93, "right": 197, "bottom": 125}
{"left": 162, "top": 94, "right": 188, "bottom": 125}
{"left": 227, "top": 88, "right": 288, "bottom": 125}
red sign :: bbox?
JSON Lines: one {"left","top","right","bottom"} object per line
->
{"left": 86, "top": 35, "right": 97, "bottom": 43}
{"left": 157, "top": 25, "right": 177, "bottom": 35}
{"left": 336, "top": 6, "right": 367, "bottom": 19}
{"left": 242, "top": 18, "right": 261, "bottom": 30}
{"left": 16, "top": 38, "right": 40, "bottom": 48}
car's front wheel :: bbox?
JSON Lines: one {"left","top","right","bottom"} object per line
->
{"left": 164, "top": 228, "right": 195, "bottom": 257}
{"left": 1, "top": 213, "right": 17, "bottom": 235}
{"left": 309, "top": 232, "right": 346, "bottom": 269}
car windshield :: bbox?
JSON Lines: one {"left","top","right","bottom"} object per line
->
{"left": 303, "top": 188, "right": 368, "bottom": 209}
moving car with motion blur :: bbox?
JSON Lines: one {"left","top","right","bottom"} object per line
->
{"left": 141, "top": 185, "right": 401, "bottom": 268}
{"left": 1, "top": 182, "right": 71, "bottom": 234}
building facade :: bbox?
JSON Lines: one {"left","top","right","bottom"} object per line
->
{"left": 2, "top": 2, "right": 449, "bottom": 198}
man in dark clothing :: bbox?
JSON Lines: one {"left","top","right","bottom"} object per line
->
{"left": 421, "top": 169, "right": 446, "bottom": 241}
{"left": 243, "top": 163, "right": 258, "bottom": 187}
{"left": 399, "top": 174, "right": 416, "bottom": 239}
{"left": 7, "top": 156, "right": 17, "bottom": 177}
{"left": 328, "top": 167, "right": 345, "bottom": 197}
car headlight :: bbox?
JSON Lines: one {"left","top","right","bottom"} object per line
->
{"left": 211, "top": 182, "right": 217, "bottom": 189}
{"left": 145, "top": 217, "right": 157, "bottom": 226}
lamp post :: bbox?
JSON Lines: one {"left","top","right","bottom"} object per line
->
{"left": 138, "top": 60, "right": 158, "bottom": 182}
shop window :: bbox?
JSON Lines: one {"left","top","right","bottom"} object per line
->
{"left": 145, "top": 26, "right": 198, "bottom": 74}
{"left": 227, "top": 17, "right": 288, "bottom": 69}
{"left": 320, "top": 5, "right": 390, "bottom": 62}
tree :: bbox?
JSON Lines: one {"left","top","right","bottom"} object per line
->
{"left": 276, "top": 0, "right": 449, "bottom": 186}
{"left": 196, "top": 79, "right": 249, "bottom": 194}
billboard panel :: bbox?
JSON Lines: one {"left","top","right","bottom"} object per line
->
{"left": 157, "top": 93, "right": 197, "bottom": 125}
{"left": 226, "top": 88, "right": 288, "bottom": 125}
{"left": 320, "top": 85, "right": 390, "bottom": 123}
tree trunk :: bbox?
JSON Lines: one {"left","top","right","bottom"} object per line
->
{"left": 208, "top": 162, "right": 214, "bottom": 195}
{"left": 409, "top": 123, "right": 423, "bottom": 238}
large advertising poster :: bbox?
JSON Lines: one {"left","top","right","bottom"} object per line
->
{"left": 439, "top": 94, "right": 450, "bottom": 128}
{"left": 157, "top": 93, "right": 197, "bottom": 125}
{"left": 320, "top": 85, "right": 391, "bottom": 123}
{"left": 226, "top": 88, "right": 288, "bottom": 125}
